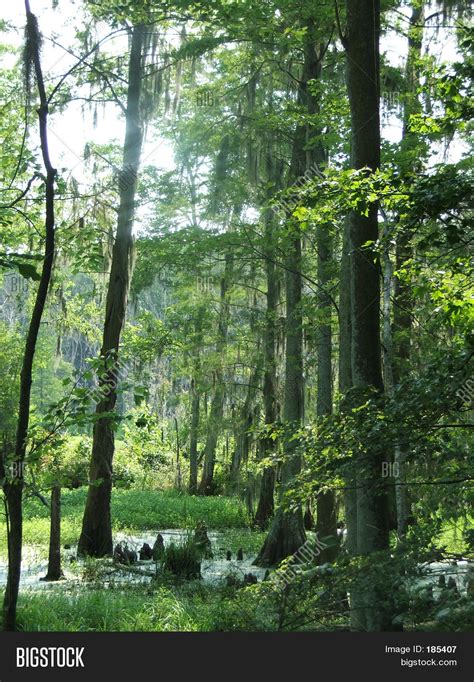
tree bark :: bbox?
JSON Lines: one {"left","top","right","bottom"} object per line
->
{"left": 339, "top": 216, "right": 365, "bottom": 630}
{"left": 188, "top": 309, "right": 203, "bottom": 495}
{"left": 345, "top": 0, "right": 392, "bottom": 631}
{"left": 339, "top": 218, "right": 358, "bottom": 549}
{"left": 230, "top": 356, "right": 262, "bottom": 492}
{"left": 42, "top": 486, "right": 63, "bottom": 581}
{"left": 174, "top": 416, "right": 182, "bottom": 490}
{"left": 2, "top": 1, "right": 56, "bottom": 631}
{"left": 189, "top": 309, "right": 204, "bottom": 494}
{"left": 254, "top": 233, "right": 306, "bottom": 565}
{"left": 198, "top": 254, "right": 232, "bottom": 494}
{"left": 255, "top": 140, "right": 309, "bottom": 563}
{"left": 254, "top": 207, "right": 279, "bottom": 527}
{"left": 393, "top": 2, "right": 424, "bottom": 537}
{"left": 188, "top": 382, "right": 200, "bottom": 494}
{"left": 198, "top": 377, "right": 224, "bottom": 495}
{"left": 302, "top": 38, "right": 339, "bottom": 560}
{"left": 315, "top": 221, "right": 338, "bottom": 562}
{"left": 253, "top": 148, "right": 283, "bottom": 527}
{"left": 78, "top": 24, "right": 145, "bottom": 557}
{"left": 255, "top": 21, "right": 330, "bottom": 565}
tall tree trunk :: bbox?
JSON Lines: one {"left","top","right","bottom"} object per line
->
{"left": 174, "top": 417, "right": 181, "bottom": 490}
{"left": 345, "top": 0, "right": 391, "bottom": 631}
{"left": 304, "top": 39, "right": 338, "bottom": 561}
{"left": 198, "top": 379, "right": 224, "bottom": 496}
{"left": 230, "top": 355, "right": 263, "bottom": 492}
{"left": 315, "top": 221, "right": 338, "bottom": 562}
{"left": 198, "top": 254, "right": 232, "bottom": 495}
{"left": 339, "top": 218, "right": 357, "bottom": 547}
{"left": 2, "top": 1, "right": 56, "bottom": 631}
{"left": 255, "top": 21, "right": 328, "bottom": 565}
{"left": 42, "top": 485, "right": 63, "bottom": 581}
{"left": 78, "top": 24, "right": 145, "bottom": 557}
{"left": 188, "top": 382, "right": 200, "bottom": 494}
{"left": 255, "top": 143, "right": 309, "bottom": 564}
{"left": 254, "top": 207, "right": 279, "bottom": 527}
{"left": 339, "top": 217, "right": 365, "bottom": 630}
{"left": 254, "top": 232, "right": 306, "bottom": 564}
{"left": 381, "top": 223, "right": 399, "bottom": 534}
{"left": 254, "top": 148, "right": 283, "bottom": 528}
{"left": 393, "top": 2, "right": 424, "bottom": 537}
{"left": 230, "top": 263, "right": 260, "bottom": 495}
{"left": 188, "top": 315, "right": 203, "bottom": 494}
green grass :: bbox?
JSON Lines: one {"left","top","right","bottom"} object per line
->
{"left": 15, "top": 581, "right": 274, "bottom": 632}
{"left": 109, "top": 488, "right": 251, "bottom": 531}
{"left": 216, "top": 528, "right": 266, "bottom": 556}
{"left": 0, "top": 488, "right": 252, "bottom": 558}
{"left": 16, "top": 586, "right": 200, "bottom": 632}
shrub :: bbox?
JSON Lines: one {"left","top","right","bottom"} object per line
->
{"left": 161, "top": 536, "right": 202, "bottom": 579}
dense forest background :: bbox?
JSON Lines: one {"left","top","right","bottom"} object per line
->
{"left": 0, "top": 0, "right": 472, "bottom": 633}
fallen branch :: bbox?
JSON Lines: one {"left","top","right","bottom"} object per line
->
{"left": 109, "top": 562, "right": 157, "bottom": 578}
